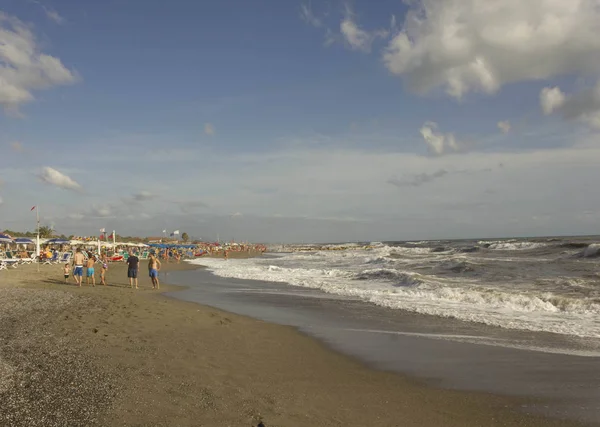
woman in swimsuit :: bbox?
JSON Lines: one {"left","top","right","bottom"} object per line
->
{"left": 100, "top": 254, "right": 108, "bottom": 286}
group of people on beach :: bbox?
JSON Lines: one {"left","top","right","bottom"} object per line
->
{"left": 64, "top": 248, "right": 162, "bottom": 290}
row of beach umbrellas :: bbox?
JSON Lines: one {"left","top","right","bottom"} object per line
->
{"left": 0, "top": 234, "right": 68, "bottom": 245}
{"left": 0, "top": 234, "right": 148, "bottom": 247}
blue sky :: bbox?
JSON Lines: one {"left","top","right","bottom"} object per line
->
{"left": 1, "top": 0, "right": 600, "bottom": 242}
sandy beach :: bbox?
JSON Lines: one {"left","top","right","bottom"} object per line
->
{"left": 0, "top": 261, "right": 588, "bottom": 427}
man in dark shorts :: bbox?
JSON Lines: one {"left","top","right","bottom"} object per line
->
{"left": 126, "top": 250, "right": 140, "bottom": 289}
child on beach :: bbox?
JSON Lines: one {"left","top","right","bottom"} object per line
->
{"left": 63, "top": 263, "right": 70, "bottom": 283}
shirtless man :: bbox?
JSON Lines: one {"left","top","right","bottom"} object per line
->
{"left": 148, "top": 253, "right": 161, "bottom": 289}
{"left": 72, "top": 248, "right": 85, "bottom": 287}
{"left": 86, "top": 255, "right": 96, "bottom": 287}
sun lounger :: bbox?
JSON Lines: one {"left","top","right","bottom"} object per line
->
{"left": 0, "top": 258, "right": 19, "bottom": 268}
{"left": 3, "top": 252, "right": 22, "bottom": 268}
{"left": 58, "top": 252, "right": 71, "bottom": 264}
{"left": 42, "top": 252, "right": 59, "bottom": 265}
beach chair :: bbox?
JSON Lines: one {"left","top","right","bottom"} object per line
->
{"left": 58, "top": 252, "right": 71, "bottom": 264}
{"left": 0, "top": 260, "right": 6, "bottom": 271}
{"left": 42, "top": 252, "right": 59, "bottom": 265}
{"left": 0, "top": 258, "right": 19, "bottom": 269}
{"left": 13, "top": 251, "right": 35, "bottom": 265}
{"left": 4, "top": 252, "right": 21, "bottom": 268}
{"left": 139, "top": 251, "right": 149, "bottom": 260}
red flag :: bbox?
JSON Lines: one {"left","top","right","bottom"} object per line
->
{"left": 30, "top": 206, "right": 36, "bottom": 211}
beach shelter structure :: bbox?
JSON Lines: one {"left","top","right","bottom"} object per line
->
{"left": 46, "top": 238, "right": 70, "bottom": 245}
{"left": 14, "top": 238, "right": 34, "bottom": 244}
{"left": 0, "top": 234, "right": 14, "bottom": 244}
{"left": 14, "top": 238, "right": 35, "bottom": 251}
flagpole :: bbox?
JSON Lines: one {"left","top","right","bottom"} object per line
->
{"left": 36, "top": 205, "right": 40, "bottom": 272}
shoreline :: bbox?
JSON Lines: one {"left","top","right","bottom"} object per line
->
{"left": 0, "top": 262, "right": 592, "bottom": 426}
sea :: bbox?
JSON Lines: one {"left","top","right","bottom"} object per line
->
{"left": 189, "top": 236, "right": 600, "bottom": 354}
{"left": 177, "top": 236, "right": 600, "bottom": 423}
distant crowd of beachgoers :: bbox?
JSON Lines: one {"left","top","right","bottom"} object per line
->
{"left": 0, "top": 238, "right": 267, "bottom": 284}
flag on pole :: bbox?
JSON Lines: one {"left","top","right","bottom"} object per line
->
{"left": 100, "top": 228, "right": 106, "bottom": 233}
{"left": 162, "top": 229, "right": 166, "bottom": 233}
{"left": 31, "top": 206, "right": 36, "bottom": 211}
{"left": 108, "top": 231, "right": 114, "bottom": 239}
{"left": 170, "top": 230, "right": 180, "bottom": 236}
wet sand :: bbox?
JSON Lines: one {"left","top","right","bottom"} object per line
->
{"left": 0, "top": 261, "right": 590, "bottom": 426}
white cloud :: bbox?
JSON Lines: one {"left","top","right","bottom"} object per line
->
{"left": 540, "top": 86, "right": 566, "bottom": 115}
{"left": 497, "top": 120, "right": 511, "bottom": 134}
{"left": 94, "top": 205, "right": 112, "bottom": 217}
{"left": 38, "top": 167, "right": 82, "bottom": 191}
{"left": 45, "top": 9, "right": 64, "bottom": 25}
{"left": 340, "top": 7, "right": 388, "bottom": 53}
{"left": 419, "top": 122, "right": 463, "bottom": 155}
{"left": 28, "top": 0, "right": 65, "bottom": 24}
{"left": 204, "top": 123, "right": 215, "bottom": 136}
{"left": 382, "top": 0, "right": 600, "bottom": 99}
{"left": 68, "top": 205, "right": 113, "bottom": 220}
{"left": 0, "top": 13, "right": 76, "bottom": 114}
{"left": 540, "top": 82, "right": 600, "bottom": 129}
{"left": 300, "top": 3, "right": 322, "bottom": 28}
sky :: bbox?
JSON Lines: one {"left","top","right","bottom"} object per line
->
{"left": 1, "top": 0, "right": 600, "bottom": 243}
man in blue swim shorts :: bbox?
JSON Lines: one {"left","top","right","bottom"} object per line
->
{"left": 86, "top": 255, "right": 96, "bottom": 287}
{"left": 72, "top": 247, "right": 85, "bottom": 287}
{"left": 148, "top": 253, "right": 162, "bottom": 289}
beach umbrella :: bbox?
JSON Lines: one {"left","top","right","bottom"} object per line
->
{"left": 0, "top": 233, "right": 14, "bottom": 244}
{"left": 46, "top": 238, "right": 69, "bottom": 244}
{"left": 14, "top": 238, "right": 34, "bottom": 244}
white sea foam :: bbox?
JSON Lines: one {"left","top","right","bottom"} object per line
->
{"left": 189, "top": 249, "right": 600, "bottom": 339}
{"left": 480, "top": 241, "right": 547, "bottom": 250}
{"left": 582, "top": 244, "right": 600, "bottom": 257}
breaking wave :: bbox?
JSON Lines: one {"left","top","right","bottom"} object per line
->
{"left": 189, "top": 255, "right": 600, "bottom": 338}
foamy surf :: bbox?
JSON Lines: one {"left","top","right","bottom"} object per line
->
{"left": 190, "top": 237, "right": 600, "bottom": 341}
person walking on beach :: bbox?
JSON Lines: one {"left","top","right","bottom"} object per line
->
{"left": 86, "top": 255, "right": 96, "bottom": 287}
{"left": 126, "top": 250, "right": 140, "bottom": 289}
{"left": 100, "top": 254, "right": 108, "bottom": 286}
{"left": 148, "top": 253, "right": 161, "bottom": 289}
{"left": 72, "top": 248, "right": 85, "bottom": 287}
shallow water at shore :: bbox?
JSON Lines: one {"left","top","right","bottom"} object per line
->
{"left": 166, "top": 267, "right": 600, "bottom": 425}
